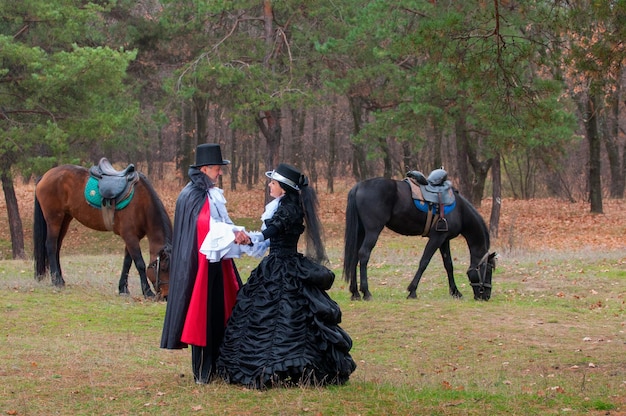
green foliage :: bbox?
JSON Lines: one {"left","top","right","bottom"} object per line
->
{"left": 159, "top": 1, "right": 328, "bottom": 136}
{"left": 560, "top": 0, "right": 626, "bottom": 96}
{"left": 317, "top": 1, "right": 577, "bottom": 166}
{"left": 0, "top": 0, "right": 110, "bottom": 49}
{"left": 0, "top": 0, "right": 139, "bottom": 176}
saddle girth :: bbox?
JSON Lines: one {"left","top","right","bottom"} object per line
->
{"left": 405, "top": 179, "right": 438, "bottom": 236}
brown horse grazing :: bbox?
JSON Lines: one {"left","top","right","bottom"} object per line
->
{"left": 33, "top": 163, "right": 172, "bottom": 299}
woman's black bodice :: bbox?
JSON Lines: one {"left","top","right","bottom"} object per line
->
{"left": 264, "top": 193, "right": 304, "bottom": 254}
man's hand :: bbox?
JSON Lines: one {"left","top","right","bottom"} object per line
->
{"left": 234, "top": 230, "right": 251, "bottom": 245}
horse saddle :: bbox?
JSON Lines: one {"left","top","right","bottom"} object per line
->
{"left": 405, "top": 168, "right": 456, "bottom": 234}
{"left": 86, "top": 158, "right": 139, "bottom": 209}
{"left": 406, "top": 168, "right": 455, "bottom": 205}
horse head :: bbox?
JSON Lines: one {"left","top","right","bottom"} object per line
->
{"left": 147, "top": 243, "right": 171, "bottom": 300}
{"left": 467, "top": 252, "right": 496, "bottom": 301}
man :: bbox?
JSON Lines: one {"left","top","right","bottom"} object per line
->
{"left": 160, "top": 143, "right": 246, "bottom": 384}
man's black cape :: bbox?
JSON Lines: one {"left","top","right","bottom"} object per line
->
{"left": 160, "top": 168, "right": 239, "bottom": 349}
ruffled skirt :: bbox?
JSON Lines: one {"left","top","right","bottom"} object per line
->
{"left": 216, "top": 252, "right": 356, "bottom": 388}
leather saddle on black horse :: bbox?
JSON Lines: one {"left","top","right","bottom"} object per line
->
{"left": 405, "top": 167, "right": 456, "bottom": 236}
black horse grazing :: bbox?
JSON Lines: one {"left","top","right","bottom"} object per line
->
{"left": 343, "top": 177, "right": 496, "bottom": 301}
{"left": 33, "top": 162, "right": 172, "bottom": 299}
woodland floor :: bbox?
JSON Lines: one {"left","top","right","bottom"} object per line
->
{"left": 2, "top": 171, "right": 626, "bottom": 415}
{"left": 1, "top": 170, "right": 626, "bottom": 258}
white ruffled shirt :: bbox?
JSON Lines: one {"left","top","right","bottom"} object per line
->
{"left": 199, "top": 188, "right": 245, "bottom": 263}
{"left": 239, "top": 195, "right": 281, "bottom": 258}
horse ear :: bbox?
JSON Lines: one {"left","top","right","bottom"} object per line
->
{"left": 489, "top": 252, "right": 497, "bottom": 268}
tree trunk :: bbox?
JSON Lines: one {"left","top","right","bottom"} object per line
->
{"left": 326, "top": 100, "right": 337, "bottom": 193}
{"left": 469, "top": 160, "right": 491, "bottom": 208}
{"left": 253, "top": 134, "right": 261, "bottom": 184}
{"left": 258, "top": 0, "right": 283, "bottom": 203}
{"left": 308, "top": 113, "right": 319, "bottom": 187}
{"left": 241, "top": 134, "right": 258, "bottom": 190}
{"left": 489, "top": 153, "right": 502, "bottom": 238}
{"left": 585, "top": 94, "right": 603, "bottom": 213}
{"left": 178, "top": 100, "right": 195, "bottom": 185}
{"left": 195, "top": 96, "right": 209, "bottom": 146}
{"left": 454, "top": 111, "right": 473, "bottom": 201}
{"left": 229, "top": 127, "right": 238, "bottom": 191}
{"left": 290, "top": 107, "right": 305, "bottom": 167}
{"left": 256, "top": 109, "right": 282, "bottom": 204}
{"left": 1, "top": 170, "right": 25, "bottom": 259}
{"left": 348, "top": 96, "right": 368, "bottom": 181}
{"left": 601, "top": 91, "right": 624, "bottom": 198}
{"left": 379, "top": 137, "right": 392, "bottom": 178}
{"left": 401, "top": 141, "right": 414, "bottom": 174}
{"left": 455, "top": 107, "right": 491, "bottom": 207}
{"left": 432, "top": 120, "right": 443, "bottom": 170}
{"left": 154, "top": 126, "right": 164, "bottom": 180}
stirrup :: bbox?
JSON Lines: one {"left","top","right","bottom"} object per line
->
{"left": 435, "top": 218, "right": 448, "bottom": 232}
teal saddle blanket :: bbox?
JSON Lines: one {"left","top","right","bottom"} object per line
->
{"left": 84, "top": 177, "right": 134, "bottom": 210}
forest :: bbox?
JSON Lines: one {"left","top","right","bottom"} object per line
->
{"left": 1, "top": 0, "right": 626, "bottom": 259}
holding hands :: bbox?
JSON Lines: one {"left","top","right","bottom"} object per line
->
{"left": 234, "top": 230, "right": 251, "bottom": 245}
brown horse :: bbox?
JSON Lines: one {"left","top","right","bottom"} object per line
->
{"left": 33, "top": 164, "right": 172, "bottom": 299}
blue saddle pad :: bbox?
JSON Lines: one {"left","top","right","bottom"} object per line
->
{"left": 413, "top": 199, "right": 456, "bottom": 215}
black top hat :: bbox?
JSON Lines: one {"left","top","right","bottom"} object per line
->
{"left": 265, "top": 163, "right": 305, "bottom": 191}
{"left": 191, "top": 143, "right": 230, "bottom": 167}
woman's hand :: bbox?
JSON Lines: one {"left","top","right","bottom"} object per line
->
{"left": 234, "top": 230, "right": 251, "bottom": 245}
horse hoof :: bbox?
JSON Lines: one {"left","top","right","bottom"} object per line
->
{"left": 350, "top": 293, "right": 362, "bottom": 301}
{"left": 406, "top": 292, "right": 417, "bottom": 299}
{"left": 363, "top": 294, "right": 373, "bottom": 301}
{"left": 451, "top": 291, "right": 463, "bottom": 299}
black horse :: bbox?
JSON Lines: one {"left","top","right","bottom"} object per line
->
{"left": 343, "top": 177, "right": 496, "bottom": 301}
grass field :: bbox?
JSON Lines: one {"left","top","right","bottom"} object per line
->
{"left": 2, "top": 176, "right": 626, "bottom": 414}
{"left": 2, "top": 230, "right": 625, "bottom": 415}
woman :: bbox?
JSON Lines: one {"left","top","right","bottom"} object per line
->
{"left": 161, "top": 143, "right": 246, "bottom": 384}
{"left": 217, "top": 163, "right": 356, "bottom": 388}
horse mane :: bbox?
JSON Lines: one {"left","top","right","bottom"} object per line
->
{"left": 455, "top": 190, "right": 490, "bottom": 251}
{"left": 138, "top": 172, "right": 173, "bottom": 242}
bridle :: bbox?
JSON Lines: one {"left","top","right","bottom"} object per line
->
{"left": 147, "top": 244, "right": 170, "bottom": 295}
{"left": 468, "top": 252, "right": 495, "bottom": 293}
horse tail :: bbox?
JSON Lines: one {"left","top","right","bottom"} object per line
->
{"left": 33, "top": 193, "right": 48, "bottom": 280}
{"left": 343, "top": 185, "right": 363, "bottom": 285}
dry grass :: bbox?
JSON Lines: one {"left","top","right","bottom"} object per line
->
{"left": 1, "top": 168, "right": 626, "bottom": 415}
{"left": 2, "top": 245, "right": 625, "bottom": 415}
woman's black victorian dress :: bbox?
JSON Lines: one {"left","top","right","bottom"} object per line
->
{"left": 216, "top": 192, "right": 356, "bottom": 388}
